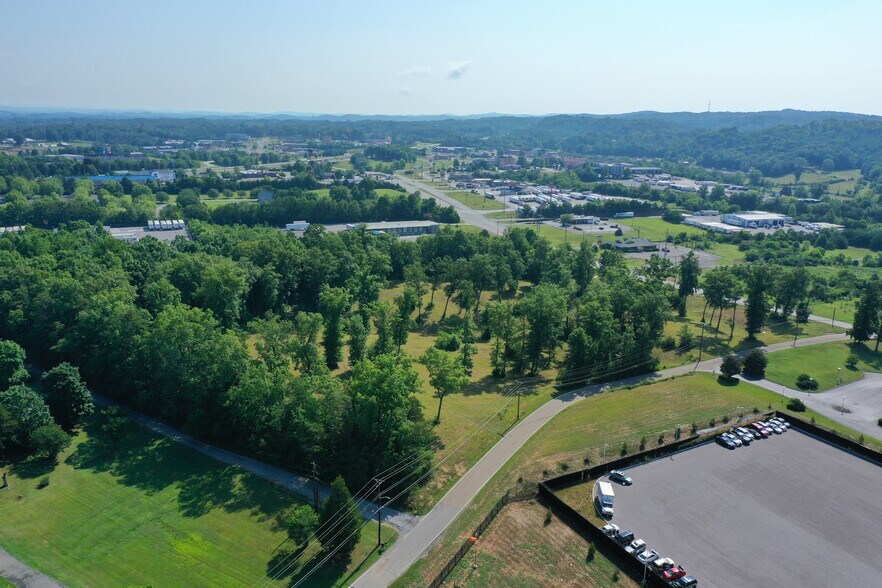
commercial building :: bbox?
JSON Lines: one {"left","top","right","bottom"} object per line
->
{"left": 613, "top": 238, "right": 658, "bottom": 253}
{"left": 346, "top": 220, "right": 439, "bottom": 236}
{"left": 721, "top": 211, "right": 791, "bottom": 229}
{"left": 285, "top": 221, "right": 309, "bottom": 231}
{"left": 569, "top": 215, "right": 597, "bottom": 225}
{"left": 683, "top": 216, "right": 740, "bottom": 234}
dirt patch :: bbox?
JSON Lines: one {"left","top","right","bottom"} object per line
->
{"left": 445, "top": 500, "right": 637, "bottom": 587}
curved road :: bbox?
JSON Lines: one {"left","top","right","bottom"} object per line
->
{"left": 351, "top": 332, "right": 852, "bottom": 587}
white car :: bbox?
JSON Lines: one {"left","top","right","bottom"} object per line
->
{"left": 651, "top": 557, "right": 676, "bottom": 571}
{"left": 637, "top": 548, "right": 660, "bottom": 564}
{"left": 601, "top": 523, "right": 620, "bottom": 537}
{"left": 770, "top": 417, "right": 790, "bottom": 430}
{"left": 765, "top": 422, "right": 784, "bottom": 434}
{"left": 625, "top": 538, "right": 646, "bottom": 555}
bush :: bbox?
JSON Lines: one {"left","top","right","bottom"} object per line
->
{"left": 742, "top": 349, "right": 768, "bottom": 377}
{"left": 659, "top": 336, "right": 676, "bottom": 351}
{"left": 545, "top": 507, "right": 553, "bottom": 526}
{"left": 657, "top": 433, "right": 665, "bottom": 445}
{"left": 709, "top": 417, "right": 716, "bottom": 428}
{"left": 677, "top": 325, "right": 693, "bottom": 350}
{"left": 786, "top": 397, "right": 807, "bottom": 412}
{"left": 796, "top": 374, "right": 818, "bottom": 390}
{"left": 29, "top": 425, "right": 71, "bottom": 460}
{"left": 614, "top": 228, "right": 623, "bottom": 237}
{"left": 36, "top": 476, "right": 50, "bottom": 489}
{"left": 719, "top": 354, "right": 741, "bottom": 380}
{"left": 846, "top": 353, "right": 859, "bottom": 369}
{"left": 435, "top": 331, "right": 461, "bottom": 351}
{"left": 620, "top": 441, "right": 628, "bottom": 456}
{"left": 639, "top": 436, "right": 647, "bottom": 451}
{"left": 877, "top": 417, "right": 882, "bottom": 428}
{"left": 587, "top": 543, "right": 596, "bottom": 562}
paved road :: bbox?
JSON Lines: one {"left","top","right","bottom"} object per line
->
{"left": 745, "top": 372, "right": 882, "bottom": 440}
{"left": 90, "top": 395, "right": 419, "bottom": 534}
{"left": 351, "top": 331, "right": 849, "bottom": 587}
{"left": 393, "top": 175, "right": 514, "bottom": 234}
{"left": 0, "top": 547, "right": 62, "bottom": 588}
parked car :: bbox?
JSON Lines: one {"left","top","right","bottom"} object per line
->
{"left": 637, "top": 549, "right": 660, "bottom": 564}
{"left": 733, "top": 430, "right": 752, "bottom": 445}
{"left": 625, "top": 538, "right": 646, "bottom": 555}
{"left": 614, "top": 529, "right": 635, "bottom": 545}
{"left": 716, "top": 435, "right": 737, "bottom": 449}
{"left": 722, "top": 433, "right": 742, "bottom": 447}
{"left": 770, "top": 417, "right": 790, "bottom": 430}
{"left": 671, "top": 576, "right": 698, "bottom": 587}
{"left": 735, "top": 427, "right": 755, "bottom": 439}
{"left": 601, "top": 523, "right": 620, "bottom": 537}
{"left": 749, "top": 422, "right": 769, "bottom": 438}
{"left": 609, "top": 470, "right": 633, "bottom": 485}
{"left": 762, "top": 421, "right": 784, "bottom": 434}
{"left": 663, "top": 566, "right": 687, "bottom": 581}
{"left": 650, "top": 558, "right": 676, "bottom": 571}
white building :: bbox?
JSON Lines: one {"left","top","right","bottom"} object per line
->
{"left": 721, "top": 211, "right": 790, "bottom": 229}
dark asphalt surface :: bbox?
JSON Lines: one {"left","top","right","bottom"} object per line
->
{"left": 609, "top": 430, "right": 882, "bottom": 588}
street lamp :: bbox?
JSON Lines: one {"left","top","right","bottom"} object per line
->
{"left": 837, "top": 367, "right": 842, "bottom": 385}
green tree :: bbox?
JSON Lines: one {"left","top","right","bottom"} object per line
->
{"left": 0, "top": 405, "right": 18, "bottom": 451}
{"left": 573, "top": 241, "right": 596, "bottom": 295}
{"left": 392, "top": 286, "right": 418, "bottom": 352}
{"left": 421, "top": 348, "right": 468, "bottom": 423}
{"left": 319, "top": 476, "right": 362, "bottom": 560}
{"left": 851, "top": 280, "right": 880, "bottom": 343}
{"left": 460, "top": 312, "right": 477, "bottom": 375}
{"left": 0, "top": 339, "right": 28, "bottom": 388}
{"left": 284, "top": 505, "right": 320, "bottom": 547}
{"left": 719, "top": 354, "right": 741, "bottom": 380}
{"left": 743, "top": 263, "right": 773, "bottom": 338}
{"left": 678, "top": 251, "right": 701, "bottom": 298}
{"left": 319, "top": 286, "right": 351, "bottom": 370}
{"left": 0, "top": 385, "right": 54, "bottom": 446}
{"left": 196, "top": 258, "right": 249, "bottom": 327}
{"left": 742, "top": 349, "right": 768, "bottom": 377}
{"left": 518, "top": 283, "right": 567, "bottom": 374}
{"left": 486, "top": 301, "right": 515, "bottom": 377}
{"left": 142, "top": 278, "right": 182, "bottom": 316}
{"left": 640, "top": 254, "right": 675, "bottom": 284}
{"left": 370, "top": 301, "right": 395, "bottom": 357}
{"left": 251, "top": 314, "right": 294, "bottom": 371}
{"left": 677, "top": 324, "right": 694, "bottom": 350}
{"left": 345, "top": 315, "right": 369, "bottom": 365}
{"left": 29, "top": 424, "right": 71, "bottom": 460}
{"left": 42, "top": 362, "right": 93, "bottom": 430}
{"left": 291, "top": 312, "right": 326, "bottom": 375}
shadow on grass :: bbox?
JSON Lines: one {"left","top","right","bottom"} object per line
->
{"left": 9, "top": 457, "right": 56, "bottom": 480}
{"left": 716, "top": 376, "right": 740, "bottom": 387}
{"left": 65, "top": 414, "right": 289, "bottom": 521}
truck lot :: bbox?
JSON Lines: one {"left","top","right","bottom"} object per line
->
{"left": 608, "top": 430, "right": 882, "bottom": 587}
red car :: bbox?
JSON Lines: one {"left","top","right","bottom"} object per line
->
{"left": 749, "top": 423, "right": 769, "bottom": 438}
{"left": 663, "top": 566, "right": 687, "bottom": 581}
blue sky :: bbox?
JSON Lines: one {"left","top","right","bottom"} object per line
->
{"left": 2, "top": 0, "right": 880, "bottom": 115}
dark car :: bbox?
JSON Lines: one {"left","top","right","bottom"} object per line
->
{"left": 716, "top": 435, "right": 736, "bottom": 449}
{"left": 615, "top": 529, "right": 635, "bottom": 545}
{"left": 672, "top": 576, "right": 698, "bottom": 588}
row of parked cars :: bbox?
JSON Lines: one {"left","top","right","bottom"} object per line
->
{"left": 601, "top": 524, "right": 698, "bottom": 587}
{"left": 716, "top": 417, "right": 791, "bottom": 449}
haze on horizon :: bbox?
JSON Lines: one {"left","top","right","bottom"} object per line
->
{"left": 2, "top": 0, "right": 881, "bottom": 116}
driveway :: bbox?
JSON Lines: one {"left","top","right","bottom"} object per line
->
{"left": 0, "top": 547, "right": 62, "bottom": 588}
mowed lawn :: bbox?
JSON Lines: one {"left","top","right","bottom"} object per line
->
{"left": 810, "top": 299, "right": 857, "bottom": 325}
{"left": 655, "top": 295, "right": 843, "bottom": 369}
{"left": 0, "top": 412, "right": 392, "bottom": 588}
{"left": 763, "top": 341, "right": 882, "bottom": 392}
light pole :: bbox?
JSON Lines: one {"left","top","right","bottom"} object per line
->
{"left": 837, "top": 367, "right": 842, "bottom": 385}
{"left": 695, "top": 322, "right": 707, "bottom": 369}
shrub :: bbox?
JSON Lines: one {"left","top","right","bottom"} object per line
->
{"left": 677, "top": 325, "right": 693, "bottom": 350}
{"left": 858, "top": 434, "right": 865, "bottom": 445}
{"left": 612, "top": 570, "right": 620, "bottom": 582}
{"left": 722, "top": 414, "right": 730, "bottom": 423}
{"left": 587, "top": 543, "right": 596, "bottom": 562}
{"left": 878, "top": 417, "right": 882, "bottom": 428}
{"left": 659, "top": 336, "right": 676, "bottom": 351}
{"left": 690, "top": 422, "right": 698, "bottom": 434}
{"left": 795, "top": 374, "right": 818, "bottom": 390}
{"left": 639, "top": 436, "right": 647, "bottom": 451}
{"left": 786, "top": 397, "right": 807, "bottom": 412}
{"left": 845, "top": 353, "right": 859, "bottom": 369}
{"left": 657, "top": 433, "right": 665, "bottom": 445}
{"left": 620, "top": 441, "right": 629, "bottom": 456}
{"left": 29, "top": 425, "right": 71, "bottom": 460}
{"left": 36, "top": 476, "right": 50, "bottom": 489}
{"left": 614, "top": 228, "right": 623, "bottom": 237}
{"left": 709, "top": 417, "right": 716, "bottom": 428}
{"left": 558, "top": 462, "right": 569, "bottom": 471}
{"left": 742, "top": 349, "right": 768, "bottom": 377}
{"left": 545, "top": 507, "right": 553, "bottom": 526}
{"left": 435, "top": 331, "right": 461, "bottom": 351}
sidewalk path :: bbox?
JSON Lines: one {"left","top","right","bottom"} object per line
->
{"left": 351, "top": 332, "right": 849, "bottom": 586}
{"left": 0, "top": 547, "right": 62, "bottom": 588}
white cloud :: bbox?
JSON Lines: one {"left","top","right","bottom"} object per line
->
{"left": 395, "top": 65, "right": 432, "bottom": 78}
{"left": 443, "top": 61, "right": 471, "bottom": 80}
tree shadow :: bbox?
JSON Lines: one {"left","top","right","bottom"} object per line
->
{"left": 9, "top": 457, "right": 56, "bottom": 480}
{"left": 66, "top": 414, "right": 289, "bottom": 521}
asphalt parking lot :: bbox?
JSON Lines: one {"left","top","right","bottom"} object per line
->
{"left": 607, "top": 429, "right": 882, "bottom": 587}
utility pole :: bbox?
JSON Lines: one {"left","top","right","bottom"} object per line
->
{"left": 377, "top": 486, "right": 390, "bottom": 548}
{"left": 516, "top": 384, "right": 521, "bottom": 421}
{"left": 792, "top": 322, "right": 799, "bottom": 347}
{"left": 311, "top": 461, "right": 320, "bottom": 511}
{"left": 831, "top": 306, "right": 836, "bottom": 327}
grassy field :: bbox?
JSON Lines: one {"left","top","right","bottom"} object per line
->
{"left": 706, "top": 243, "right": 746, "bottom": 265}
{"left": 613, "top": 217, "right": 706, "bottom": 242}
{"left": 763, "top": 341, "right": 882, "bottom": 391}
{"left": 654, "top": 295, "right": 844, "bottom": 370}
{"left": 445, "top": 501, "right": 635, "bottom": 588}
{"left": 0, "top": 411, "right": 393, "bottom": 588}
{"left": 770, "top": 169, "right": 861, "bottom": 185}
{"left": 445, "top": 190, "right": 506, "bottom": 211}
{"left": 201, "top": 197, "right": 254, "bottom": 209}
{"left": 810, "top": 299, "right": 857, "bottom": 324}
{"left": 391, "top": 372, "right": 880, "bottom": 587}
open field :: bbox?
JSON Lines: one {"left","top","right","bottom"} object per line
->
{"left": 560, "top": 431, "right": 882, "bottom": 587}
{"left": 201, "top": 197, "right": 254, "bottom": 209}
{"left": 391, "top": 373, "right": 881, "bottom": 587}
{"left": 445, "top": 190, "right": 506, "bottom": 210}
{"left": 445, "top": 501, "right": 636, "bottom": 588}
{"left": 770, "top": 169, "right": 861, "bottom": 186}
{"left": 0, "top": 412, "right": 393, "bottom": 588}
{"left": 810, "top": 299, "right": 857, "bottom": 324}
{"left": 763, "top": 340, "right": 882, "bottom": 391}
{"left": 654, "top": 296, "right": 843, "bottom": 370}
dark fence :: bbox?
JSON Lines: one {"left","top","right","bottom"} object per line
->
{"left": 539, "top": 482, "right": 670, "bottom": 587}
{"left": 427, "top": 489, "right": 511, "bottom": 588}
{"left": 775, "top": 410, "right": 882, "bottom": 466}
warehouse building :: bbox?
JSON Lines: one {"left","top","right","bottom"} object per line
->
{"left": 345, "top": 220, "right": 439, "bottom": 236}
{"left": 721, "top": 211, "right": 791, "bottom": 229}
